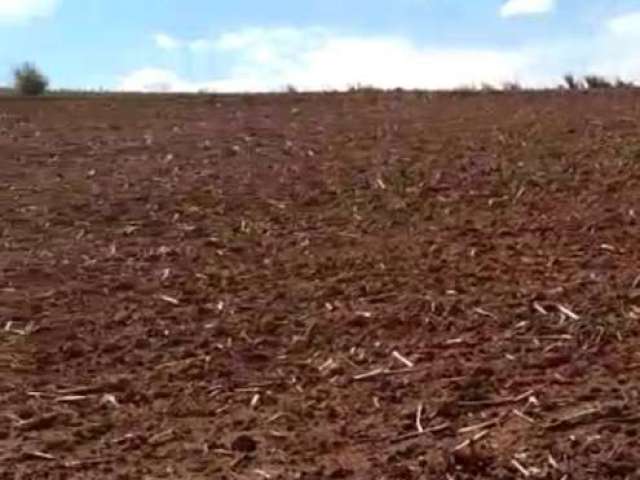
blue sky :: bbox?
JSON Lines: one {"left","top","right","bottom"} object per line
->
{"left": 1, "top": 0, "right": 640, "bottom": 91}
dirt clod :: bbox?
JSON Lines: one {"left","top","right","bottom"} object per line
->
{"left": 230, "top": 434, "right": 258, "bottom": 453}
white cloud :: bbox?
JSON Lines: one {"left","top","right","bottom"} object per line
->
{"left": 214, "top": 27, "right": 324, "bottom": 52}
{"left": 188, "top": 38, "right": 214, "bottom": 52}
{"left": 118, "top": 68, "right": 291, "bottom": 93}
{"left": 123, "top": 27, "right": 538, "bottom": 93}
{"left": 153, "top": 33, "right": 182, "bottom": 51}
{"left": 118, "top": 68, "right": 193, "bottom": 93}
{"left": 500, "top": 0, "right": 555, "bottom": 18}
{"left": 0, "top": 0, "right": 59, "bottom": 23}
{"left": 123, "top": 19, "right": 640, "bottom": 94}
{"left": 586, "top": 14, "right": 640, "bottom": 80}
{"left": 606, "top": 11, "right": 640, "bottom": 37}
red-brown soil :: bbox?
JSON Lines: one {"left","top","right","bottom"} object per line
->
{"left": 1, "top": 90, "right": 640, "bottom": 479}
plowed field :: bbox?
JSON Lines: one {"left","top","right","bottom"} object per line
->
{"left": 2, "top": 91, "right": 640, "bottom": 479}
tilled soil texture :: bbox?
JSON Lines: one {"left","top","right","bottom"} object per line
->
{"left": 1, "top": 91, "right": 640, "bottom": 480}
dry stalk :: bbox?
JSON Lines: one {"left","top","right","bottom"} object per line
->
{"left": 391, "top": 350, "right": 414, "bottom": 368}
{"left": 547, "top": 453, "right": 561, "bottom": 471}
{"left": 453, "top": 429, "right": 490, "bottom": 452}
{"left": 158, "top": 294, "right": 180, "bottom": 305}
{"left": 416, "top": 403, "right": 424, "bottom": 433}
{"left": 63, "top": 458, "right": 112, "bottom": 469}
{"left": 532, "top": 302, "right": 548, "bottom": 315}
{"left": 55, "top": 384, "right": 107, "bottom": 395}
{"left": 149, "top": 429, "right": 175, "bottom": 446}
{"left": 556, "top": 304, "right": 580, "bottom": 320}
{"left": 458, "top": 412, "right": 508, "bottom": 434}
{"left": 55, "top": 395, "right": 89, "bottom": 403}
{"left": 389, "top": 422, "right": 450, "bottom": 444}
{"left": 17, "top": 413, "right": 59, "bottom": 431}
{"left": 155, "top": 355, "right": 210, "bottom": 371}
{"left": 545, "top": 407, "right": 601, "bottom": 430}
{"left": 473, "top": 307, "right": 496, "bottom": 319}
{"left": 23, "top": 451, "right": 56, "bottom": 461}
{"left": 457, "top": 390, "right": 534, "bottom": 407}
{"left": 511, "top": 458, "right": 530, "bottom": 477}
{"left": 352, "top": 366, "right": 429, "bottom": 381}
{"left": 512, "top": 409, "right": 536, "bottom": 424}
